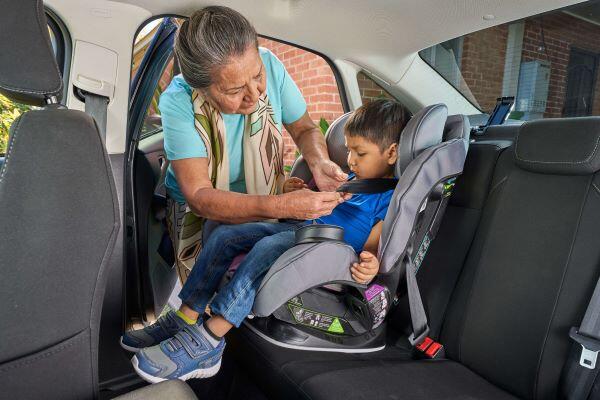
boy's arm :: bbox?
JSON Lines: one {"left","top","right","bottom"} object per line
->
{"left": 363, "top": 221, "right": 383, "bottom": 254}
{"left": 350, "top": 221, "right": 383, "bottom": 284}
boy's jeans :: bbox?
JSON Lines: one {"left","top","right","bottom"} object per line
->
{"left": 178, "top": 221, "right": 300, "bottom": 327}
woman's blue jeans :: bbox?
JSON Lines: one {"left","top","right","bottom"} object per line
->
{"left": 178, "top": 221, "right": 299, "bottom": 327}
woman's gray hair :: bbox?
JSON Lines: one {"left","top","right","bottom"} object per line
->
{"left": 174, "top": 6, "right": 259, "bottom": 89}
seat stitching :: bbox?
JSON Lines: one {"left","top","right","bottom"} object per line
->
{"left": 456, "top": 173, "right": 510, "bottom": 361}
{"left": 533, "top": 178, "right": 592, "bottom": 399}
{"left": 0, "top": 115, "right": 24, "bottom": 184}
{"left": 592, "top": 182, "right": 600, "bottom": 196}
{"left": 515, "top": 133, "right": 600, "bottom": 165}
{"left": 488, "top": 176, "right": 508, "bottom": 197}
{"left": 0, "top": 329, "right": 88, "bottom": 372}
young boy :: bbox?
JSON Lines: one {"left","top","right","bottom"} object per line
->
{"left": 123, "top": 99, "right": 410, "bottom": 383}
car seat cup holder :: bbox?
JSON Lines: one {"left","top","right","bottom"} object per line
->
{"left": 247, "top": 105, "right": 469, "bottom": 353}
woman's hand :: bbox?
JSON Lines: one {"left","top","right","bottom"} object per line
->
{"left": 283, "top": 177, "right": 308, "bottom": 193}
{"left": 278, "top": 189, "right": 345, "bottom": 220}
{"left": 311, "top": 159, "right": 348, "bottom": 192}
{"left": 350, "top": 251, "right": 380, "bottom": 284}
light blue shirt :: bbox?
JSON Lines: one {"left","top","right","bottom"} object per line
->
{"left": 160, "top": 47, "right": 307, "bottom": 203}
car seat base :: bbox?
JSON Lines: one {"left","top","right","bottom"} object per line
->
{"left": 243, "top": 316, "right": 386, "bottom": 353}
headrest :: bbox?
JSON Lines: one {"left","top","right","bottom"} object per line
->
{"left": 444, "top": 114, "right": 470, "bottom": 141}
{"left": 515, "top": 117, "right": 600, "bottom": 175}
{"left": 325, "top": 112, "right": 352, "bottom": 173}
{"left": 0, "top": 0, "right": 63, "bottom": 106}
{"left": 397, "top": 104, "right": 447, "bottom": 176}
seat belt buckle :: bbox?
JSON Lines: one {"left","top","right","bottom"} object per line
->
{"left": 569, "top": 327, "right": 600, "bottom": 370}
{"left": 414, "top": 336, "right": 445, "bottom": 359}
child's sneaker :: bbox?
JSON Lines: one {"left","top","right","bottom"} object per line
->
{"left": 120, "top": 311, "right": 198, "bottom": 352}
{"left": 131, "top": 324, "right": 225, "bottom": 383}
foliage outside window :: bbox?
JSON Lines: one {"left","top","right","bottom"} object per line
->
{"left": 0, "top": 94, "right": 32, "bottom": 154}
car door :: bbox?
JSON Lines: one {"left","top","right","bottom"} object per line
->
{"left": 126, "top": 17, "right": 179, "bottom": 322}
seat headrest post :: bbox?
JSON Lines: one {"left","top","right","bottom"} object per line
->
{"left": 0, "top": 0, "right": 63, "bottom": 106}
{"left": 397, "top": 104, "right": 448, "bottom": 176}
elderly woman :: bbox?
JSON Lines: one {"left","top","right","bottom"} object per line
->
{"left": 121, "top": 6, "right": 349, "bottom": 381}
{"left": 161, "top": 7, "right": 347, "bottom": 282}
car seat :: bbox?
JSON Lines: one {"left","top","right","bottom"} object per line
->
{"left": 244, "top": 104, "right": 470, "bottom": 352}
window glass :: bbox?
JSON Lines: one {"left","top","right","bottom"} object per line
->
{"left": 420, "top": 1, "right": 600, "bottom": 123}
{"left": 132, "top": 19, "right": 348, "bottom": 171}
{"left": 356, "top": 71, "right": 395, "bottom": 104}
{"left": 1, "top": 19, "right": 64, "bottom": 155}
{"left": 258, "top": 38, "right": 345, "bottom": 170}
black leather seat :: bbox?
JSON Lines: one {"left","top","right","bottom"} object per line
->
{"left": 231, "top": 119, "right": 600, "bottom": 399}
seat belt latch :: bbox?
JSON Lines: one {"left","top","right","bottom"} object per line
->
{"left": 415, "top": 336, "right": 444, "bottom": 359}
{"left": 569, "top": 327, "right": 600, "bottom": 370}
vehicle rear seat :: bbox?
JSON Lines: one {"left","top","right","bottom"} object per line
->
{"left": 228, "top": 126, "right": 513, "bottom": 398}
{"left": 229, "top": 118, "right": 600, "bottom": 399}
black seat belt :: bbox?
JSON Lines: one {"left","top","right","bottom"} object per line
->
{"left": 563, "top": 277, "right": 600, "bottom": 399}
{"left": 79, "top": 90, "right": 109, "bottom": 140}
{"left": 336, "top": 178, "right": 397, "bottom": 193}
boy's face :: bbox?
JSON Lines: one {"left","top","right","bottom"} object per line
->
{"left": 345, "top": 134, "right": 398, "bottom": 179}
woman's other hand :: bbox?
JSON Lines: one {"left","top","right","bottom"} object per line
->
{"left": 279, "top": 189, "right": 344, "bottom": 220}
{"left": 311, "top": 160, "right": 348, "bottom": 192}
{"left": 282, "top": 177, "right": 308, "bottom": 193}
{"left": 350, "top": 251, "right": 379, "bottom": 284}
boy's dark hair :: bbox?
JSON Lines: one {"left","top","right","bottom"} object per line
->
{"left": 344, "top": 98, "right": 411, "bottom": 150}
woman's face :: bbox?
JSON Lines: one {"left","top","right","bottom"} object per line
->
{"left": 203, "top": 46, "right": 266, "bottom": 115}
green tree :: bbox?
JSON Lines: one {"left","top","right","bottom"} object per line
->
{"left": 0, "top": 94, "right": 31, "bottom": 154}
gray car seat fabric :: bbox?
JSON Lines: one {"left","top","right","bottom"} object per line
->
{"left": 0, "top": 0, "right": 63, "bottom": 105}
{"left": 290, "top": 112, "right": 352, "bottom": 183}
{"left": 253, "top": 104, "right": 466, "bottom": 317}
{"left": 113, "top": 380, "right": 198, "bottom": 400}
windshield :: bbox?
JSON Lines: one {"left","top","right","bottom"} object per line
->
{"left": 420, "top": 1, "right": 600, "bottom": 124}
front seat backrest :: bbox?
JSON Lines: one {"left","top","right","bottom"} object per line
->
{"left": 0, "top": 2, "right": 120, "bottom": 399}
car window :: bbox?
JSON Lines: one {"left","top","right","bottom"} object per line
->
{"left": 0, "top": 18, "right": 66, "bottom": 155}
{"left": 420, "top": 1, "right": 600, "bottom": 123}
{"left": 258, "top": 37, "right": 346, "bottom": 170}
{"left": 133, "top": 19, "right": 348, "bottom": 172}
{"left": 356, "top": 71, "right": 395, "bottom": 104}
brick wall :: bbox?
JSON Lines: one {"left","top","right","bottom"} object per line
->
{"left": 456, "top": 13, "right": 600, "bottom": 118}
{"left": 520, "top": 13, "right": 600, "bottom": 117}
{"left": 258, "top": 38, "right": 345, "bottom": 166}
{"left": 356, "top": 71, "right": 394, "bottom": 103}
{"left": 460, "top": 25, "right": 509, "bottom": 112}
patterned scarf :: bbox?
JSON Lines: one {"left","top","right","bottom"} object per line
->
{"left": 168, "top": 90, "right": 285, "bottom": 282}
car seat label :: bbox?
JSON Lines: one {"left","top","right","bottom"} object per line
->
{"left": 287, "top": 304, "right": 345, "bottom": 334}
{"left": 413, "top": 233, "right": 431, "bottom": 272}
{"left": 364, "top": 284, "right": 389, "bottom": 329}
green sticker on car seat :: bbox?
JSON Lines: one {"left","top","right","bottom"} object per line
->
{"left": 287, "top": 304, "right": 345, "bottom": 334}
{"left": 328, "top": 318, "right": 344, "bottom": 333}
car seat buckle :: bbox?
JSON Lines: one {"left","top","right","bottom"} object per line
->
{"left": 415, "top": 336, "right": 445, "bottom": 359}
{"left": 570, "top": 327, "right": 600, "bottom": 370}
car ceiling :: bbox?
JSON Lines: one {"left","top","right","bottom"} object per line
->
{"left": 114, "top": 0, "right": 585, "bottom": 84}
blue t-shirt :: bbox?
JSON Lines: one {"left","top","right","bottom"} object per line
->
{"left": 160, "top": 47, "right": 307, "bottom": 203}
{"left": 312, "top": 175, "right": 396, "bottom": 253}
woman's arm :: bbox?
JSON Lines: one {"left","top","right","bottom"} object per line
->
{"left": 285, "top": 112, "right": 348, "bottom": 191}
{"left": 172, "top": 158, "right": 344, "bottom": 224}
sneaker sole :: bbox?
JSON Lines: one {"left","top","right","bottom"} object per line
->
{"left": 131, "top": 354, "right": 222, "bottom": 383}
{"left": 119, "top": 336, "right": 142, "bottom": 353}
